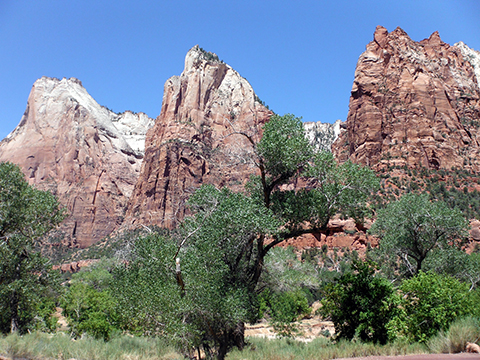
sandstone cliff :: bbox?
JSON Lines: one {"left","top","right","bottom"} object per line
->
{"left": 333, "top": 26, "right": 480, "bottom": 171}
{"left": 126, "top": 46, "right": 272, "bottom": 228}
{"left": 0, "top": 77, "right": 154, "bottom": 247}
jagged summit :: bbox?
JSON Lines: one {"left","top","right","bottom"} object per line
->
{"left": 186, "top": 45, "right": 223, "bottom": 67}
{"left": 333, "top": 26, "right": 480, "bottom": 171}
{"left": 126, "top": 46, "right": 272, "bottom": 228}
{"left": 4, "top": 77, "right": 154, "bottom": 156}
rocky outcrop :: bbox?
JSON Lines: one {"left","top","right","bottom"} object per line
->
{"left": 0, "top": 77, "right": 154, "bottom": 248}
{"left": 126, "top": 45, "right": 272, "bottom": 228}
{"left": 53, "top": 259, "right": 99, "bottom": 273}
{"left": 304, "top": 119, "right": 342, "bottom": 152}
{"left": 333, "top": 26, "right": 480, "bottom": 171}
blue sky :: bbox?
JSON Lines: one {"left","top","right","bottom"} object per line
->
{"left": 0, "top": 0, "right": 479, "bottom": 140}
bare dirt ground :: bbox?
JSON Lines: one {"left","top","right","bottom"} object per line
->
{"left": 245, "top": 317, "right": 335, "bottom": 342}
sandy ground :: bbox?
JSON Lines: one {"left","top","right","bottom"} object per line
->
{"left": 245, "top": 317, "right": 335, "bottom": 342}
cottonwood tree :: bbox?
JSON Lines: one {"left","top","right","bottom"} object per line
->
{"left": 0, "top": 162, "right": 65, "bottom": 333}
{"left": 370, "top": 192, "right": 469, "bottom": 277}
{"left": 115, "top": 114, "right": 379, "bottom": 359}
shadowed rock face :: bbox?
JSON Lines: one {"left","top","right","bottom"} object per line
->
{"left": 0, "top": 77, "right": 154, "bottom": 248}
{"left": 125, "top": 45, "right": 272, "bottom": 228}
{"left": 333, "top": 26, "right": 480, "bottom": 171}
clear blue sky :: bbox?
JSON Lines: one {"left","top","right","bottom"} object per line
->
{"left": 1, "top": 0, "right": 479, "bottom": 140}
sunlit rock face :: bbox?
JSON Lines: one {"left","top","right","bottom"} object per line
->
{"left": 125, "top": 46, "right": 272, "bottom": 228}
{"left": 455, "top": 41, "right": 480, "bottom": 86}
{"left": 333, "top": 26, "right": 480, "bottom": 171}
{"left": 0, "top": 77, "right": 154, "bottom": 247}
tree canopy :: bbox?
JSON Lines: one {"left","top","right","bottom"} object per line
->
{"left": 0, "top": 162, "right": 65, "bottom": 333}
{"left": 369, "top": 193, "right": 469, "bottom": 277}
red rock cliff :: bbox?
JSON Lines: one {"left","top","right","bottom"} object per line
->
{"left": 126, "top": 46, "right": 272, "bottom": 228}
{"left": 333, "top": 26, "right": 480, "bottom": 171}
{"left": 0, "top": 77, "right": 153, "bottom": 247}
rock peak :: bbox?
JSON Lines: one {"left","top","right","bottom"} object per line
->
{"left": 455, "top": 41, "right": 480, "bottom": 85}
{"left": 185, "top": 45, "right": 224, "bottom": 72}
{"left": 333, "top": 26, "right": 480, "bottom": 172}
{"left": 426, "top": 30, "right": 443, "bottom": 46}
{"left": 126, "top": 47, "right": 272, "bottom": 228}
{"left": 374, "top": 25, "right": 389, "bottom": 47}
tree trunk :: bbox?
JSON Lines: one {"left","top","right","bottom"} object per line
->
{"left": 10, "top": 292, "right": 19, "bottom": 333}
{"left": 216, "top": 340, "right": 228, "bottom": 360}
{"left": 416, "top": 255, "right": 425, "bottom": 275}
{"left": 233, "top": 321, "right": 245, "bottom": 350}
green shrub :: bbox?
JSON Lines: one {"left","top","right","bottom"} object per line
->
{"left": 320, "top": 260, "right": 396, "bottom": 344}
{"left": 258, "top": 288, "right": 311, "bottom": 338}
{"left": 60, "top": 259, "right": 119, "bottom": 340}
{"left": 388, "top": 272, "right": 476, "bottom": 342}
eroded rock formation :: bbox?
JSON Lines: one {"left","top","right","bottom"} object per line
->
{"left": 0, "top": 77, "right": 154, "bottom": 247}
{"left": 333, "top": 26, "right": 480, "bottom": 171}
{"left": 126, "top": 45, "right": 272, "bottom": 228}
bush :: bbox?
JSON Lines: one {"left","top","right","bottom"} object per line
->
{"left": 60, "top": 259, "right": 119, "bottom": 340}
{"left": 388, "top": 271, "right": 477, "bottom": 343}
{"left": 270, "top": 290, "right": 311, "bottom": 337}
{"left": 320, "top": 260, "right": 396, "bottom": 344}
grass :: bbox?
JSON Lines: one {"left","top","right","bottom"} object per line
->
{"left": 9, "top": 328, "right": 480, "bottom": 360}
{"left": 226, "top": 337, "right": 427, "bottom": 360}
{"left": 0, "top": 332, "right": 183, "bottom": 360}
{"left": 428, "top": 316, "right": 480, "bottom": 354}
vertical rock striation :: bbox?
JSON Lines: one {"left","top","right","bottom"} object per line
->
{"left": 126, "top": 46, "right": 272, "bottom": 228}
{"left": 333, "top": 26, "right": 480, "bottom": 171}
{"left": 0, "top": 77, "right": 154, "bottom": 247}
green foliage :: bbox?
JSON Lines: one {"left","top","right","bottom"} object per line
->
{"left": 388, "top": 272, "right": 477, "bottom": 343}
{"left": 0, "top": 162, "right": 65, "bottom": 334}
{"left": 61, "top": 259, "right": 119, "bottom": 340}
{"left": 320, "top": 260, "right": 396, "bottom": 344}
{"left": 259, "top": 247, "right": 317, "bottom": 337}
{"left": 257, "top": 114, "right": 312, "bottom": 180}
{"left": 261, "top": 246, "right": 319, "bottom": 293}
{"left": 265, "top": 289, "right": 311, "bottom": 338}
{"left": 114, "top": 114, "right": 379, "bottom": 359}
{"left": 115, "top": 186, "right": 279, "bottom": 359}
{"left": 370, "top": 193, "right": 469, "bottom": 277}
{"left": 427, "top": 179, "right": 480, "bottom": 219}
{"left": 423, "top": 248, "right": 480, "bottom": 289}
{"left": 252, "top": 114, "right": 379, "bottom": 237}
